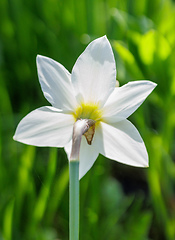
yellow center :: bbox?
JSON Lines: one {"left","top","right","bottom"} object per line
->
{"left": 73, "top": 102, "right": 103, "bottom": 122}
{"left": 73, "top": 102, "right": 103, "bottom": 145}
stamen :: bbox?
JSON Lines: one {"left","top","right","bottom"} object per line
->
{"left": 83, "top": 124, "right": 95, "bottom": 145}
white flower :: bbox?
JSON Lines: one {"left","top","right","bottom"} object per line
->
{"left": 13, "top": 36, "right": 157, "bottom": 179}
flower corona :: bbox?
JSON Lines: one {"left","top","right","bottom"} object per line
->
{"left": 73, "top": 102, "right": 103, "bottom": 122}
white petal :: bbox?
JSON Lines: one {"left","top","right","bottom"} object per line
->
{"left": 64, "top": 140, "right": 72, "bottom": 159}
{"left": 99, "top": 120, "right": 148, "bottom": 167}
{"left": 71, "top": 36, "right": 116, "bottom": 107}
{"left": 64, "top": 134, "right": 99, "bottom": 179}
{"left": 37, "top": 55, "right": 77, "bottom": 111}
{"left": 79, "top": 137, "right": 99, "bottom": 179}
{"left": 103, "top": 81, "right": 157, "bottom": 123}
{"left": 13, "top": 106, "right": 74, "bottom": 147}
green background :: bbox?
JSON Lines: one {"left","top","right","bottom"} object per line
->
{"left": 0, "top": 0, "right": 175, "bottom": 239}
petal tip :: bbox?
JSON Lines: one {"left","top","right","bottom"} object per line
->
{"left": 144, "top": 80, "right": 157, "bottom": 88}
{"left": 36, "top": 54, "right": 45, "bottom": 63}
{"left": 143, "top": 158, "right": 149, "bottom": 168}
{"left": 96, "top": 35, "right": 110, "bottom": 45}
{"left": 36, "top": 54, "right": 42, "bottom": 60}
{"left": 13, "top": 135, "right": 16, "bottom": 141}
{"left": 145, "top": 161, "right": 149, "bottom": 168}
{"left": 152, "top": 82, "right": 157, "bottom": 88}
{"left": 143, "top": 161, "right": 149, "bottom": 168}
{"left": 36, "top": 55, "right": 42, "bottom": 65}
{"left": 13, "top": 134, "right": 20, "bottom": 143}
{"left": 13, "top": 131, "right": 19, "bottom": 141}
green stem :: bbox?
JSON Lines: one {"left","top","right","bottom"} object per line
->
{"left": 69, "top": 119, "right": 95, "bottom": 240}
{"left": 69, "top": 161, "right": 79, "bottom": 240}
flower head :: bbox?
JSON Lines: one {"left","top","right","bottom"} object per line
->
{"left": 13, "top": 36, "right": 157, "bottom": 179}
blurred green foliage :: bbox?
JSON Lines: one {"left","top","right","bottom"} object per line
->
{"left": 0, "top": 0, "right": 175, "bottom": 239}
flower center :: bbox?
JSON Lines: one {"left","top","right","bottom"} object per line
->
{"left": 73, "top": 103, "right": 103, "bottom": 145}
{"left": 73, "top": 102, "right": 103, "bottom": 122}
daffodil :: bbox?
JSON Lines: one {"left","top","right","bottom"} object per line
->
{"left": 13, "top": 36, "right": 157, "bottom": 179}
